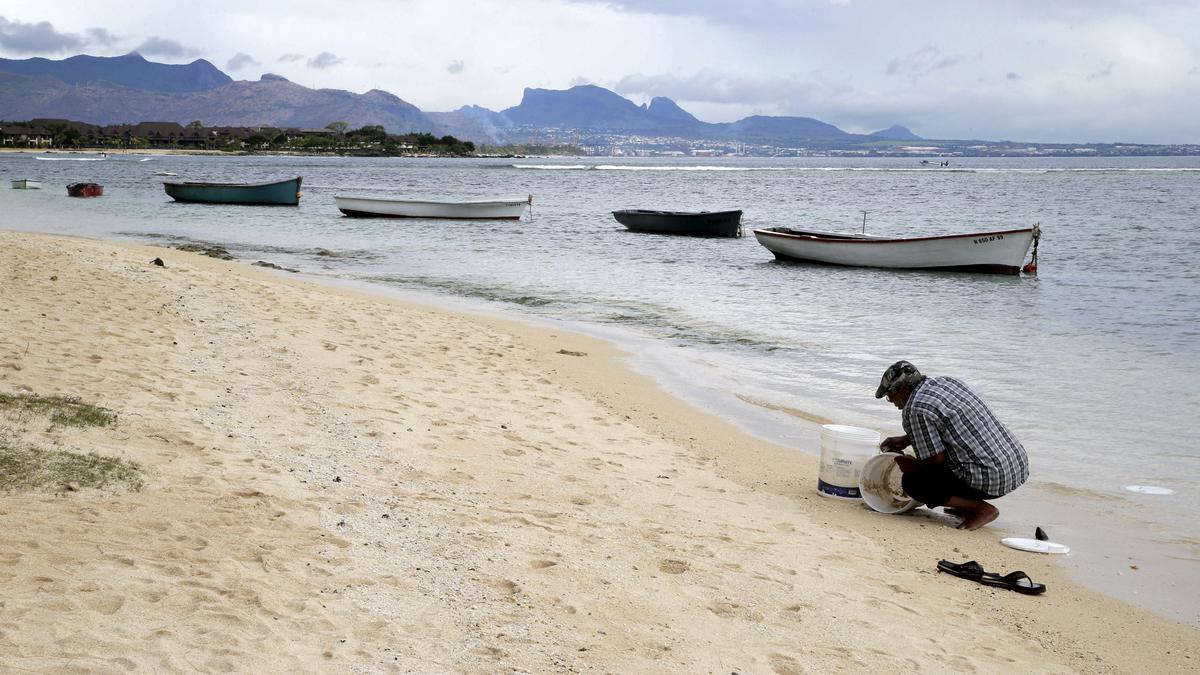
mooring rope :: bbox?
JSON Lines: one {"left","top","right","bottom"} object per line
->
{"left": 1022, "top": 222, "right": 1041, "bottom": 275}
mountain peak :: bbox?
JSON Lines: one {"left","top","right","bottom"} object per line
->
{"left": 870, "top": 124, "right": 922, "bottom": 141}
{"left": 0, "top": 52, "right": 230, "bottom": 93}
{"left": 646, "top": 96, "right": 700, "bottom": 125}
{"left": 504, "top": 84, "right": 646, "bottom": 129}
{"left": 260, "top": 73, "right": 289, "bottom": 82}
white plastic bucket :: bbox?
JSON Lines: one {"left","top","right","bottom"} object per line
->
{"left": 818, "top": 424, "right": 881, "bottom": 499}
{"left": 858, "top": 454, "right": 919, "bottom": 513}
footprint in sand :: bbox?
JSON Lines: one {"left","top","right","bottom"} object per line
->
{"left": 82, "top": 593, "right": 125, "bottom": 615}
{"left": 659, "top": 559, "right": 690, "bottom": 574}
{"left": 491, "top": 579, "right": 521, "bottom": 596}
{"left": 529, "top": 559, "right": 558, "bottom": 569}
{"left": 768, "top": 653, "right": 805, "bottom": 675}
{"left": 706, "top": 601, "right": 764, "bottom": 622}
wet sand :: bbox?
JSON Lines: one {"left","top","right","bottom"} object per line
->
{"left": 1, "top": 231, "right": 1196, "bottom": 672}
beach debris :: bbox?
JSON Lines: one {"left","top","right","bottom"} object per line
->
{"left": 1035, "top": 526, "right": 1049, "bottom": 541}
{"left": 176, "top": 243, "right": 233, "bottom": 260}
{"left": 253, "top": 260, "right": 299, "bottom": 273}
{"left": 50, "top": 275, "right": 58, "bottom": 281}
{"left": 151, "top": 257, "right": 165, "bottom": 267}
{"left": 556, "top": 349, "right": 587, "bottom": 357}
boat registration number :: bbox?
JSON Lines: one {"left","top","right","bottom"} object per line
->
{"left": 972, "top": 234, "right": 1005, "bottom": 245}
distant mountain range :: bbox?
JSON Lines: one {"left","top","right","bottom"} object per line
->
{"left": 0, "top": 53, "right": 434, "bottom": 134}
{"left": 0, "top": 53, "right": 918, "bottom": 148}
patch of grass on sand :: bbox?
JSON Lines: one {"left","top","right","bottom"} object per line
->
{"left": 0, "top": 444, "right": 143, "bottom": 493}
{"left": 0, "top": 392, "right": 117, "bottom": 428}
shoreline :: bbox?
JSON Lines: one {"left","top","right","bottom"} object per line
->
{"left": 0, "top": 147, "right": 556, "bottom": 159}
{"left": 0, "top": 147, "right": 230, "bottom": 156}
{"left": 321, "top": 271, "right": 1200, "bottom": 628}
{"left": 2, "top": 231, "right": 1196, "bottom": 671}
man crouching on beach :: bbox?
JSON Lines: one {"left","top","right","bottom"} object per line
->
{"left": 875, "top": 360, "right": 1029, "bottom": 530}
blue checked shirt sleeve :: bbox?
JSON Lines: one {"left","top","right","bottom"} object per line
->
{"left": 905, "top": 409, "right": 946, "bottom": 461}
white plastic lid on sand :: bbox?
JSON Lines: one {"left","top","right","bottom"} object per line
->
{"left": 1001, "top": 537, "right": 1070, "bottom": 554}
{"left": 1123, "top": 485, "right": 1174, "bottom": 495}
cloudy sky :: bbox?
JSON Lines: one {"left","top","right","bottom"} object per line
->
{"left": 2, "top": 0, "right": 1199, "bottom": 143}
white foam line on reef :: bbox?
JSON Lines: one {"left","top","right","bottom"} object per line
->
{"left": 511, "top": 164, "right": 1200, "bottom": 173}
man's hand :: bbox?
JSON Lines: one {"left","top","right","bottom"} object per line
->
{"left": 879, "top": 434, "right": 910, "bottom": 453}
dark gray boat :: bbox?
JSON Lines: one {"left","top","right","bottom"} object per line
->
{"left": 612, "top": 209, "right": 744, "bottom": 237}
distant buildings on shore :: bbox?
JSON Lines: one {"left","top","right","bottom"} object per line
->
{"left": 6, "top": 117, "right": 1198, "bottom": 158}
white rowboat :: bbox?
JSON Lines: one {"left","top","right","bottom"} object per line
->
{"left": 335, "top": 195, "right": 531, "bottom": 220}
{"left": 753, "top": 226, "right": 1038, "bottom": 275}
{"left": 11, "top": 179, "right": 42, "bottom": 189}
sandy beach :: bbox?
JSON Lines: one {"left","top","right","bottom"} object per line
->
{"left": 1, "top": 231, "right": 1195, "bottom": 673}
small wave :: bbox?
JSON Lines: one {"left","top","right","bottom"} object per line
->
{"left": 362, "top": 273, "right": 563, "bottom": 308}
{"left": 592, "top": 165, "right": 791, "bottom": 172}
{"left": 1042, "top": 167, "right": 1200, "bottom": 173}
{"left": 510, "top": 164, "right": 794, "bottom": 172}
{"left": 508, "top": 164, "right": 1200, "bottom": 174}
{"left": 734, "top": 393, "right": 834, "bottom": 425}
{"left": 308, "top": 247, "right": 383, "bottom": 261}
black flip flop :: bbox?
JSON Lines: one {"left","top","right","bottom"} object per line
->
{"left": 979, "top": 570, "right": 1047, "bottom": 595}
{"left": 936, "top": 559, "right": 987, "bottom": 581}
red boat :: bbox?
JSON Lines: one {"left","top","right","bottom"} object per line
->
{"left": 67, "top": 182, "right": 104, "bottom": 198}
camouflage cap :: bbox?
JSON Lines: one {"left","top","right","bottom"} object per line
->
{"left": 875, "top": 360, "right": 923, "bottom": 398}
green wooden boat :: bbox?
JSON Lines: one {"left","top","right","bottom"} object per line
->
{"left": 163, "top": 176, "right": 302, "bottom": 205}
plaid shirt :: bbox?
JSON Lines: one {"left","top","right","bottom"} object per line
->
{"left": 902, "top": 376, "right": 1029, "bottom": 497}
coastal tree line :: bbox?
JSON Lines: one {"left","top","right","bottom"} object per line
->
{"left": 0, "top": 118, "right": 476, "bottom": 156}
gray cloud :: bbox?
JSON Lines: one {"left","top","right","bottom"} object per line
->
{"left": 569, "top": 75, "right": 594, "bottom": 87}
{"left": 308, "top": 51, "right": 342, "bottom": 69}
{"left": 614, "top": 69, "right": 843, "bottom": 107}
{"left": 227, "top": 52, "right": 259, "bottom": 71}
{"left": 135, "top": 36, "right": 199, "bottom": 58}
{"left": 1087, "top": 61, "right": 1116, "bottom": 80}
{"left": 446, "top": 59, "right": 464, "bottom": 74}
{"left": 886, "top": 46, "right": 963, "bottom": 81}
{"left": 85, "top": 27, "right": 119, "bottom": 47}
{"left": 0, "top": 17, "right": 84, "bottom": 53}
{"left": 278, "top": 53, "right": 305, "bottom": 63}
{"left": 1006, "top": 72, "right": 1021, "bottom": 81}
{"left": 560, "top": 0, "right": 812, "bottom": 29}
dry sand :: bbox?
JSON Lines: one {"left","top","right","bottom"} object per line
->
{"left": 1, "top": 231, "right": 1195, "bottom": 673}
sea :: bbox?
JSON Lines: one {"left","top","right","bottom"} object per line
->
{"left": 2, "top": 152, "right": 1198, "bottom": 625}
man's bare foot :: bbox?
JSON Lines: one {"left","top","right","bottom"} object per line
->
{"left": 955, "top": 503, "right": 999, "bottom": 530}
